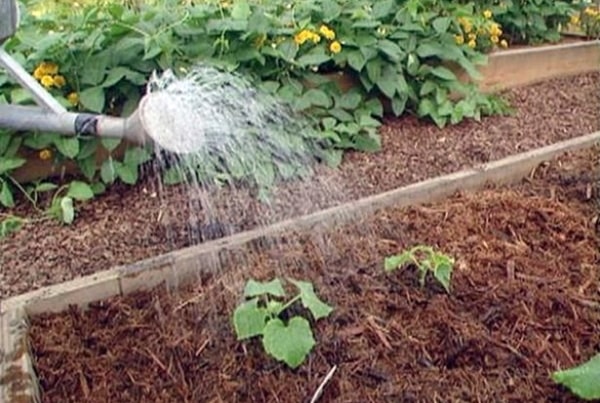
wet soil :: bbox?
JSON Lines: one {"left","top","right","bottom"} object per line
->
{"left": 0, "top": 72, "right": 599, "bottom": 299}
{"left": 29, "top": 146, "right": 600, "bottom": 402}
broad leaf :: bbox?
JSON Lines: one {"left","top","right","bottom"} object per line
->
{"left": 79, "top": 87, "right": 105, "bottom": 113}
{"left": 243, "top": 279, "right": 286, "bottom": 298}
{"left": 262, "top": 317, "right": 315, "bottom": 368}
{"left": 0, "top": 181, "right": 14, "bottom": 208}
{"left": 289, "top": 279, "right": 333, "bottom": 320}
{"left": 384, "top": 251, "right": 414, "bottom": 272}
{"left": 552, "top": 353, "right": 600, "bottom": 400}
{"left": 53, "top": 137, "right": 80, "bottom": 159}
{"left": 233, "top": 298, "right": 268, "bottom": 340}
{"left": 0, "top": 157, "right": 26, "bottom": 175}
{"left": 66, "top": 181, "right": 94, "bottom": 201}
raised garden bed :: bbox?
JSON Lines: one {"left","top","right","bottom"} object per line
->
{"left": 1, "top": 129, "right": 599, "bottom": 402}
{"left": 1, "top": 71, "right": 598, "bottom": 299}
{"left": 8, "top": 38, "right": 600, "bottom": 184}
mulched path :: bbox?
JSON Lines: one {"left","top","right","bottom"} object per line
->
{"left": 29, "top": 146, "right": 600, "bottom": 402}
{"left": 1, "top": 72, "right": 599, "bottom": 299}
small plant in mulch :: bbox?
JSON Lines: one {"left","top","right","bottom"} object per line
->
{"left": 552, "top": 352, "right": 600, "bottom": 400}
{"left": 384, "top": 245, "right": 455, "bottom": 293}
{"left": 232, "top": 278, "right": 333, "bottom": 369}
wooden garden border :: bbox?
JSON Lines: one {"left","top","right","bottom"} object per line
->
{"left": 11, "top": 39, "right": 600, "bottom": 184}
{"left": 1, "top": 129, "right": 600, "bottom": 402}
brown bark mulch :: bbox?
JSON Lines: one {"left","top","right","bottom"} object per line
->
{"left": 1, "top": 72, "right": 599, "bottom": 299}
{"left": 29, "top": 146, "right": 600, "bottom": 402}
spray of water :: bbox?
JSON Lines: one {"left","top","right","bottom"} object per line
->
{"left": 136, "top": 64, "right": 373, "bottom": 288}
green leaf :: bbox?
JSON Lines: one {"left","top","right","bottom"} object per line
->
{"left": 262, "top": 317, "right": 315, "bottom": 369}
{"left": 289, "top": 279, "right": 333, "bottom": 320}
{"left": 347, "top": 50, "right": 366, "bottom": 72}
{"left": 231, "top": 0, "right": 251, "bottom": 20}
{"left": 296, "top": 52, "right": 331, "bottom": 67}
{"left": 301, "top": 89, "right": 333, "bottom": 108}
{"left": 79, "top": 87, "right": 105, "bottom": 113}
{"left": 376, "top": 66, "right": 398, "bottom": 99}
{"left": 233, "top": 298, "right": 268, "bottom": 340}
{"left": 384, "top": 251, "right": 414, "bottom": 272}
{"left": 53, "top": 137, "right": 80, "bottom": 159}
{"left": 116, "top": 163, "right": 138, "bottom": 185}
{"left": 365, "top": 59, "right": 382, "bottom": 84}
{"left": 432, "top": 254, "right": 454, "bottom": 293}
{"left": 351, "top": 132, "right": 381, "bottom": 152}
{"left": 66, "top": 181, "right": 94, "bottom": 201}
{"left": 377, "top": 39, "right": 405, "bottom": 62}
{"left": 100, "top": 159, "right": 117, "bottom": 184}
{"left": 432, "top": 17, "right": 451, "bottom": 34}
{"left": 60, "top": 197, "right": 75, "bottom": 224}
{"left": 0, "top": 215, "right": 23, "bottom": 239}
{"left": 391, "top": 94, "right": 408, "bottom": 116}
{"left": 430, "top": 66, "right": 457, "bottom": 81}
{"left": 336, "top": 91, "right": 362, "bottom": 110}
{"left": 321, "top": 0, "right": 342, "bottom": 22}
{"left": 552, "top": 353, "right": 600, "bottom": 400}
{"left": 0, "top": 157, "right": 26, "bottom": 175}
{"left": 101, "top": 138, "right": 122, "bottom": 152}
{"left": 0, "top": 181, "right": 14, "bottom": 208}
{"left": 124, "top": 147, "right": 152, "bottom": 166}
{"left": 372, "top": 0, "right": 393, "bottom": 19}
{"left": 244, "top": 279, "right": 286, "bottom": 298}
{"left": 277, "top": 39, "right": 298, "bottom": 62}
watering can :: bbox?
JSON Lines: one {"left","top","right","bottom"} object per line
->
{"left": 0, "top": 0, "right": 188, "bottom": 153}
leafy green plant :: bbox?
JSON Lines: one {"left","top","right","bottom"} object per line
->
{"left": 232, "top": 278, "right": 333, "bottom": 369}
{"left": 0, "top": 179, "right": 95, "bottom": 239}
{"left": 552, "top": 352, "right": 600, "bottom": 400}
{"left": 384, "top": 245, "right": 455, "bottom": 293}
{"left": 467, "top": 0, "right": 577, "bottom": 45}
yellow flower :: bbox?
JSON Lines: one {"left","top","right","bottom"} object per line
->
{"left": 294, "top": 29, "right": 321, "bottom": 45}
{"left": 483, "top": 10, "right": 492, "bottom": 19}
{"left": 53, "top": 75, "right": 66, "bottom": 88}
{"left": 570, "top": 15, "right": 580, "bottom": 25}
{"left": 467, "top": 39, "right": 476, "bottom": 48}
{"left": 40, "top": 61, "right": 58, "bottom": 75}
{"left": 500, "top": 39, "right": 508, "bottom": 48}
{"left": 319, "top": 25, "right": 336, "bottom": 40}
{"left": 40, "top": 75, "right": 55, "bottom": 88}
{"left": 584, "top": 7, "right": 598, "bottom": 17}
{"left": 329, "top": 40, "right": 342, "bottom": 54}
{"left": 39, "top": 149, "right": 52, "bottom": 161}
{"left": 33, "top": 66, "right": 45, "bottom": 80}
{"left": 490, "top": 35, "right": 499, "bottom": 44}
{"left": 488, "top": 22, "right": 502, "bottom": 37}
{"left": 454, "top": 34, "right": 464, "bottom": 45}
{"left": 458, "top": 17, "right": 473, "bottom": 34}
{"left": 468, "top": 32, "right": 477, "bottom": 40}
{"left": 67, "top": 92, "right": 79, "bottom": 106}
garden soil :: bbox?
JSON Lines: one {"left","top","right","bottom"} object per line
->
{"left": 29, "top": 144, "right": 600, "bottom": 402}
{"left": 1, "top": 72, "right": 599, "bottom": 299}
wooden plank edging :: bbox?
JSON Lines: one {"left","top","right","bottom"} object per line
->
{"left": 1, "top": 129, "right": 600, "bottom": 402}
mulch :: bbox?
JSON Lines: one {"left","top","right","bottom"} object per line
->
{"left": 1, "top": 72, "right": 599, "bottom": 299}
{"left": 28, "top": 145, "right": 600, "bottom": 402}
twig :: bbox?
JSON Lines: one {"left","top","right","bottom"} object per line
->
{"left": 309, "top": 365, "right": 337, "bottom": 403}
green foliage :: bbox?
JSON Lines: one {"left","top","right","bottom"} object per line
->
{"left": 384, "top": 245, "right": 455, "bottom": 293}
{"left": 466, "top": 0, "right": 578, "bottom": 44}
{"left": 552, "top": 353, "right": 600, "bottom": 400}
{"left": 232, "top": 278, "right": 333, "bottom": 369}
{"left": 0, "top": 0, "right": 563, "bottom": 223}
